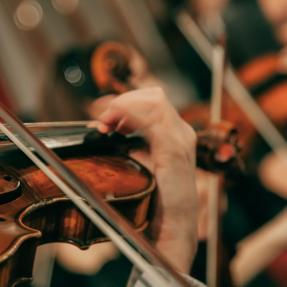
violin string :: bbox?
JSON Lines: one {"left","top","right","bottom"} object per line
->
{"left": 0, "top": 105, "right": 189, "bottom": 287}
{"left": 176, "top": 10, "right": 287, "bottom": 154}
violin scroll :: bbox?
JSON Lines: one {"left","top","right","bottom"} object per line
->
{"left": 91, "top": 42, "right": 132, "bottom": 94}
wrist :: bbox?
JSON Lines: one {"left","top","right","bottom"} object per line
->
{"left": 147, "top": 162, "right": 198, "bottom": 273}
{"left": 259, "top": 0, "right": 285, "bottom": 25}
{"left": 150, "top": 218, "right": 198, "bottom": 273}
{"left": 153, "top": 159, "right": 197, "bottom": 219}
{"left": 147, "top": 120, "right": 197, "bottom": 166}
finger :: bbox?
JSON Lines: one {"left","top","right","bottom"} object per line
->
{"left": 86, "top": 120, "right": 111, "bottom": 134}
{"left": 98, "top": 107, "right": 125, "bottom": 128}
{"left": 86, "top": 94, "right": 117, "bottom": 119}
{"left": 114, "top": 117, "right": 135, "bottom": 134}
{"left": 87, "top": 120, "right": 99, "bottom": 128}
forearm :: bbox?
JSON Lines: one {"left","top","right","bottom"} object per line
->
{"left": 231, "top": 209, "right": 287, "bottom": 286}
{"left": 149, "top": 160, "right": 198, "bottom": 273}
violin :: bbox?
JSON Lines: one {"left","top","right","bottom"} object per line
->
{"left": 0, "top": 41, "right": 243, "bottom": 286}
{"left": 0, "top": 120, "right": 241, "bottom": 286}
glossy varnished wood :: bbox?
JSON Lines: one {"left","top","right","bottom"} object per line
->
{"left": 0, "top": 151, "right": 154, "bottom": 287}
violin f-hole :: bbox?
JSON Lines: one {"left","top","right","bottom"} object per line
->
{"left": 0, "top": 169, "right": 21, "bottom": 205}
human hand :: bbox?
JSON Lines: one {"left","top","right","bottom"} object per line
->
{"left": 259, "top": 150, "right": 287, "bottom": 199}
{"left": 90, "top": 87, "right": 198, "bottom": 272}
{"left": 259, "top": 0, "right": 287, "bottom": 25}
{"left": 231, "top": 209, "right": 287, "bottom": 286}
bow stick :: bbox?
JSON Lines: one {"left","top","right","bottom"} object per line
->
{"left": 207, "top": 45, "right": 225, "bottom": 287}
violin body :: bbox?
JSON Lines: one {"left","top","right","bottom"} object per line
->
{"left": 0, "top": 145, "right": 154, "bottom": 287}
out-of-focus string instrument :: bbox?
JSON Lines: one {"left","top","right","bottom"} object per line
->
{"left": 180, "top": 53, "right": 287, "bottom": 157}
{"left": 177, "top": 11, "right": 287, "bottom": 157}
{"left": 180, "top": 50, "right": 287, "bottom": 179}
{"left": 0, "top": 41, "right": 243, "bottom": 286}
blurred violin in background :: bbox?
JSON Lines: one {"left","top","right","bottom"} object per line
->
{"left": 181, "top": 51, "right": 287, "bottom": 161}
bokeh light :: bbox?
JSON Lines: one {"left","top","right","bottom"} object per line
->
{"left": 14, "top": 0, "right": 43, "bottom": 31}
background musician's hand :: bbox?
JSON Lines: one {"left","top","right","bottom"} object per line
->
{"left": 231, "top": 209, "right": 287, "bottom": 286}
{"left": 259, "top": 150, "right": 287, "bottom": 199}
{"left": 259, "top": 0, "right": 287, "bottom": 25}
{"left": 91, "top": 87, "right": 198, "bottom": 273}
